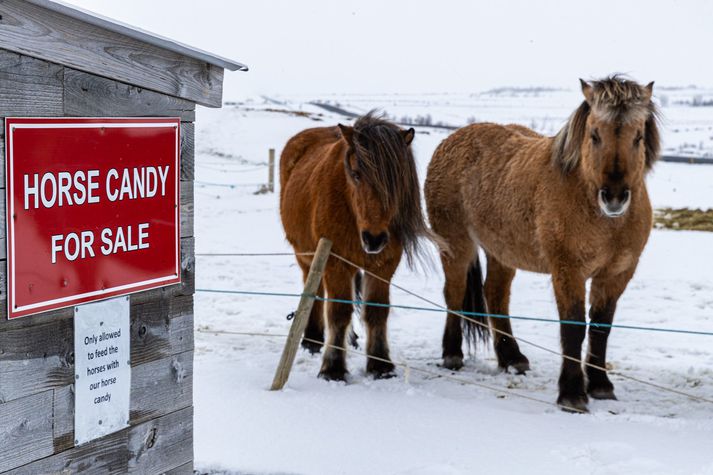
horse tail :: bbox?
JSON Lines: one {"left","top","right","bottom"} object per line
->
{"left": 461, "top": 255, "right": 490, "bottom": 348}
{"left": 279, "top": 134, "right": 302, "bottom": 190}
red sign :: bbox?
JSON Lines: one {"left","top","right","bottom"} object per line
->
{"left": 5, "top": 118, "right": 181, "bottom": 319}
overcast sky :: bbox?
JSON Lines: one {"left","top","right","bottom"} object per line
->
{"left": 64, "top": 0, "right": 712, "bottom": 100}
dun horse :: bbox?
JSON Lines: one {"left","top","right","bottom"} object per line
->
{"left": 280, "top": 112, "right": 428, "bottom": 380}
{"left": 425, "top": 76, "right": 660, "bottom": 411}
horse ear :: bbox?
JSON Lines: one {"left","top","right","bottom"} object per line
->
{"left": 643, "top": 81, "right": 654, "bottom": 103}
{"left": 338, "top": 124, "right": 354, "bottom": 146}
{"left": 401, "top": 127, "right": 415, "bottom": 145}
{"left": 580, "top": 78, "right": 594, "bottom": 104}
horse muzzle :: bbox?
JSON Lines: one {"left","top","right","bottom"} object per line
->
{"left": 361, "top": 231, "right": 388, "bottom": 254}
{"left": 598, "top": 187, "right": 631, "bottom": 218}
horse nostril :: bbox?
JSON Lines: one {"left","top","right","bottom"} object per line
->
{"left": 621, "top": 189, "right": 631, "bottom": 202}
{"left": 361, "top": 231, "right": 388, "bottom": 252}
{"left": 599, "top": 188, "right": 609, "bottom": 203}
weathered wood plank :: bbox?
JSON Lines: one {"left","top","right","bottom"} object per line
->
{"left": 181, "top": 180, "right": 194, "bottom": 239}
{"left": 0, "top": 318, "right": 74, "bottom": 403}
{"left": 130, "top": 351, "right": 193, "bottom": 425}
{"left": 0, "top": 391, "right": 54, "bottom": 473}
{"left": 180, "top": 122, "right": 194, "bottom": 181}
{"left": 0, "top": 50, "right": 63, "bottom": 117}
{"left": 0, "top": 306, "right": 73, "bottom": 331}
{"left": 5, "top": 429, "right": 129, "bottom": 475}
{"left": 0, "top": 0, "right": 224, "bottom": 107}
{"left": 52, "top": 385, "right": 74, "bottom": 454}
{"left": 131, "top": 295, "right": 194, "bottom": 367}
{"left": 177, "top": 236, "right": 195, "bottom": 297}
{"left": 64, "top": 68, "right": 196, "bottom": 121}
{"left": 128, "top": 406, "right": 193, "bottom": 474}
{"left": 17, "top": 407, "right": 195, "bottom": 475}
{"left": 163, "top": 461, "right": 194, "bottom": 474}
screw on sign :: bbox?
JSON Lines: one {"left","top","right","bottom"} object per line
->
{"left": 5, "top": 118, "right": 182, "bottom": 319}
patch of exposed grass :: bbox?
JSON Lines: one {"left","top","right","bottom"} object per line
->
{"left": 654, "top": 208, "right": 713, "bottom": 232}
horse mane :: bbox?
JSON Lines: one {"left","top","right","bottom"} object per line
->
{"left": 350, "top": 111, "right": 428, "bottom": 265}
{"left": 552, "top": 75, "right": 661, "bottom": 173}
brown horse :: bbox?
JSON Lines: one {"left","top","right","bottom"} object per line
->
{"left": 425, "top": 76, "right": 660, "bottom": 411}
{"left": 280, "top": 112, "right": 428, "bottom": 380}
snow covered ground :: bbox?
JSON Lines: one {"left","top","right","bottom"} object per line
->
{"left": 191, "top": 95, "right": 713, "bottom": 475}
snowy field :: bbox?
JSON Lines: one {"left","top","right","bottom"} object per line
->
{"left": 192, "top": 92, "right": 713, "bottom": 475}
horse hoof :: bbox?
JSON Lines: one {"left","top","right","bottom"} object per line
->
{"left": 500, "top": 355, "right": 530, "bottom": 375}
{"left": 557, "top": 394, "right": 589, "bottom": 413}
{"left": 588, "top": 383, "right": 617, "bottom": 400}
{"left": 442, "top": 355, "right": 464, "bottom": 371}
{"left": 367, "top": 360, "right": 396, "bottom": 379}
{"left": 496, "top": 341, "right": 530, "bottom": 374}
{"left": 371, "top": 369, "right": 397, "bottom": 380}
{"left": 301, "top": 338, "right": 323, "bottom": 355}
{"left": 318, "top": 368, "right": 348, "bottom": 382}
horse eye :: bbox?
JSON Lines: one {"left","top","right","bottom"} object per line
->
{"left": 634, "top": 134, "right": 643, "bottom": 146}
{"left": 350, "top": 170, "right": 361, "bottom": 182}
{"left": 590, "top": 131, "right": 601, "bottom": 145}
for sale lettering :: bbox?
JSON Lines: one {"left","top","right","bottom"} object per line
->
{"left": 50, "top": 224, "right": 150, "bottom": 264}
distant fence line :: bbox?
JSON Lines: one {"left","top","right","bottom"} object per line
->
{"left": 660, "top": 155, "right": 713, "bottom": 165}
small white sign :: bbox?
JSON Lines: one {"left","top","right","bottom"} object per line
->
{"left": 74, "top": 296, "right": 131, "bottom": 445}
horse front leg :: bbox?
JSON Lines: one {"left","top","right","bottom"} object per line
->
{"left": 302, "top": 281, "right": 325, "bottom": 354}
{"left": 552, "top": 268, "right": 588, "bottom": 412}
{"left": 319, "top": 266, "right": 355, "bottom": 381}
{"left": 362, "top": 274, "right": 395, "bottom": 378}
{"left": 298, "top": 256, "right": 325, "bottom": 354}
{"left": 586, "top": 267, "right": 635, "bottom": 400}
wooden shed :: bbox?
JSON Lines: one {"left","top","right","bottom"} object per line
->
{"left": 0, "top": 1, "right": 246, "bottom": 473}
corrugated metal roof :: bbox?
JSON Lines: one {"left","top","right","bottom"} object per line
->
{"left": 26, "top": 0, "right": 249, "bottom": 72}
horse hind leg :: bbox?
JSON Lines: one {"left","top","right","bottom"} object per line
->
{"left": 484, "top": 255, "right": 530, "bottom": 374}
{"left": 441, "top": 245, "right": 490, "bottom": 370}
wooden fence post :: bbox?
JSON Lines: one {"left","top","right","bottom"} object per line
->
{"left": 271, "top": 238, "right": 332, "bottom": 390}
{"left": 268, "top": 148, "right": 275, "bottom": 193}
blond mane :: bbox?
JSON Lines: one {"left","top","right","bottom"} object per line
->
{"left": 552, "top": 75, "right": 660, "bottom": 173}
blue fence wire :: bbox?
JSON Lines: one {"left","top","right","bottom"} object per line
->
{"left": 195, "top": 288, "right": 713, "bottom": 337}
